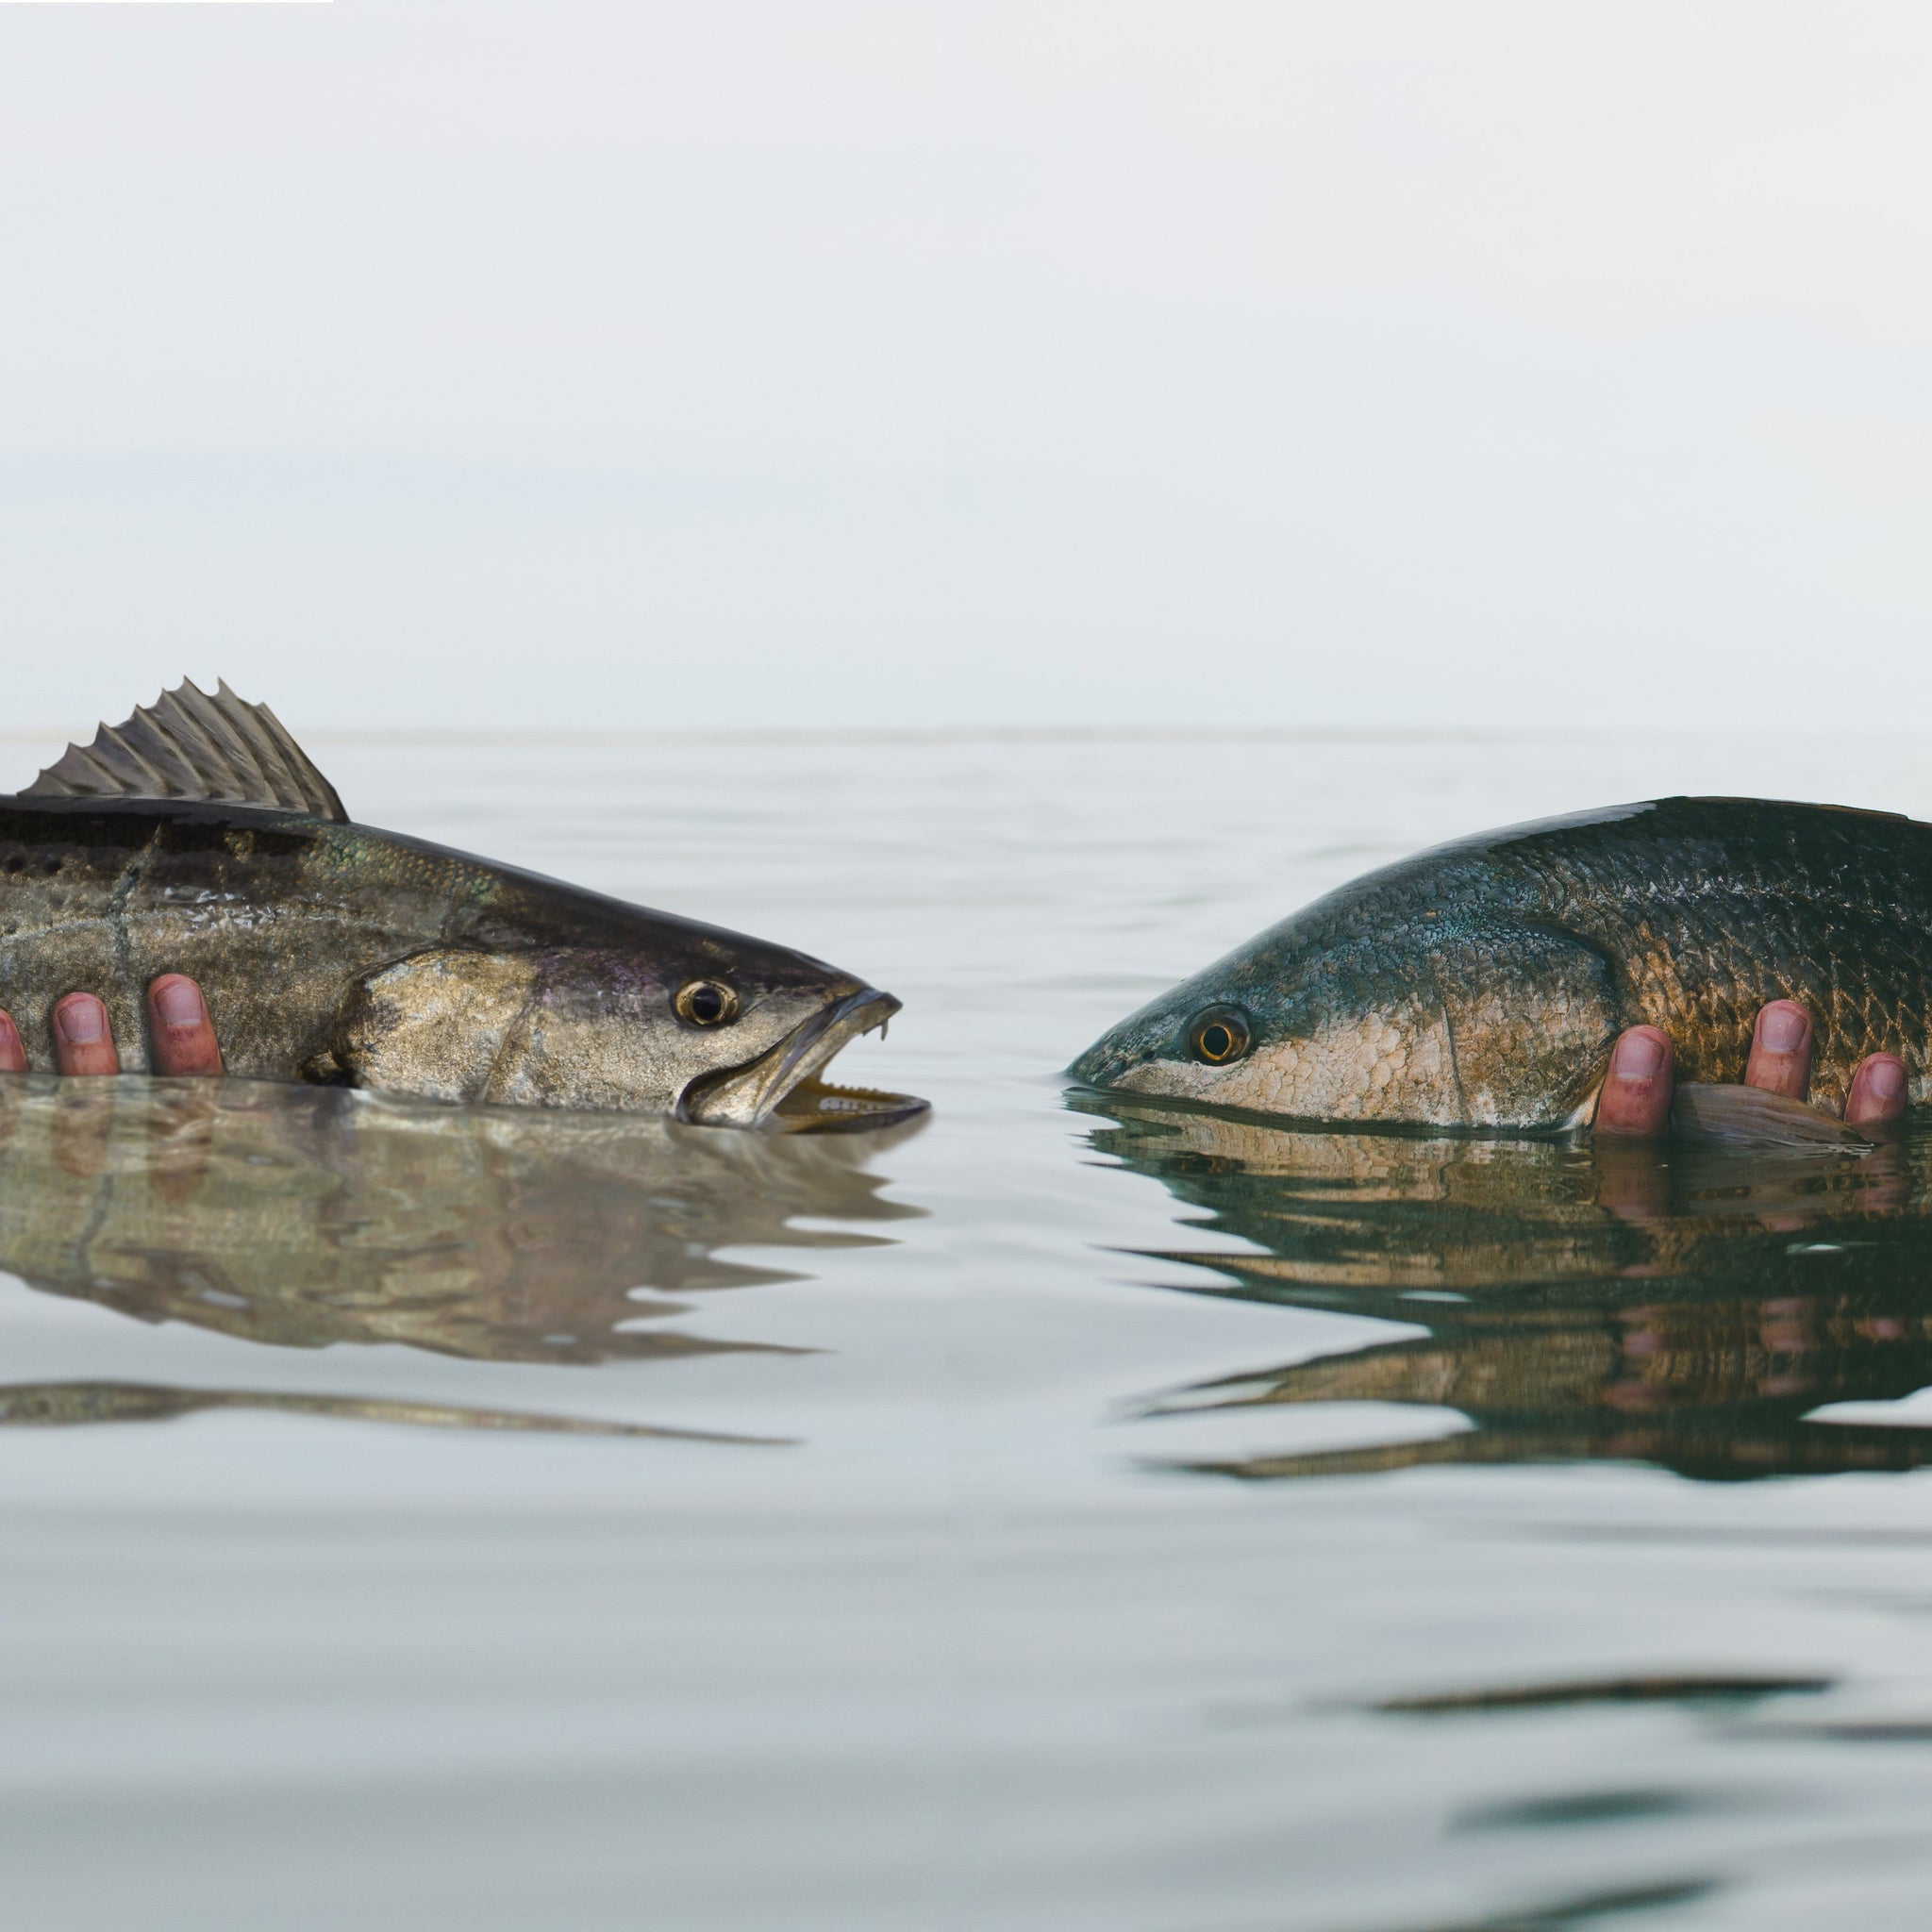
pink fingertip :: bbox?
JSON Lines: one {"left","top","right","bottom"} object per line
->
{"left": 1611, "top": 1030, "right": 1666, "bottom": 1081}
{"left": 1757, "top": 1002, "right": 1809, "bottom": 1054}
{"left": 1867, "top": 1056, "right": 1907, "bottom": 1103}
{"left": 54, "top": 996, "right": 105, "bottom": 1046}
{"left": 151, "top": 976, "right": 206, "bottom": 1028}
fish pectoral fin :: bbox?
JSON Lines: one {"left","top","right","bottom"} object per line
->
{"left": 1670, "top": 1082, "right": 1871, "bottom": 1151}
{"left": 332, "top": 948, "right": 541, "bottom": 1105}
{"left": 22, "top": 678, "right": 348, "bottom": 822}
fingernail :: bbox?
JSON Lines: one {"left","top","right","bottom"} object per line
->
{"left": 1759, "top": 1004, "right": 1807, "bottom": 1053}
{"left": 55, "top": 997, "right": 104, "bottom": 1045}
{"left": 1868, "top": 1057, "right": 1907, "bottom": 1101}
{"left": 153, "top": 978, "right": 205, "bottom": 1027}
{"left": 1613, "top": 1031, "right": 1665, "bottom": 1080}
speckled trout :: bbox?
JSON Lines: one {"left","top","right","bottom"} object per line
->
{"left": 0, "top": 681, "right": 924, "bottom": 1128}
{"left": 1070, "top": 797, "right": 1932, "bottom": 1129}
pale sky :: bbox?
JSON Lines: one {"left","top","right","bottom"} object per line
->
{"left": 4, "top": 3, "right": 1931, "bottom": 738}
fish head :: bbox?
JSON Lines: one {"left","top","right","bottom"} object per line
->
{"left": 1068, "top": 899, "right": 1624, "bottom": 1129}
{"left": 1068, "top": 917, "right": 1463, "bottom": 1125}
{"left": 656, "top": 929, "right": 918, "bottom": 1131}
{"left": 337, "top": 925, "right": 925, "bottom": 1131}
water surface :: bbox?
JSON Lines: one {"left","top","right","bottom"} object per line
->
{"left": 7, "top": 730, "right": 1932, "bottom": 1930}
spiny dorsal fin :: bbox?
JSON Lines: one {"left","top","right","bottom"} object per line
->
{"left": 22, "top": 679, "right": 347, "bottom": 822}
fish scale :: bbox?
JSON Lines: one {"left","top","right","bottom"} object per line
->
{"left": 1073, "top": 796, "right": 1932, "bottom": 1129}
{"left": 0, "top": 681, "right": 924, "bottom": 1129}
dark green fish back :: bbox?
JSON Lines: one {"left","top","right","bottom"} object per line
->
{"left": 1074, "top": 796, "right": 1932, "bottom": 1127}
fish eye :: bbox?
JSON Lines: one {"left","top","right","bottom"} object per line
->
{"left": 1187, "top": 1006, "right": 1252, "bottom": 1066}
{"left": 675, "top": 980, "right": 740, "bottom": 1027}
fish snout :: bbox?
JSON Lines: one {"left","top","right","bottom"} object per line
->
{"left": 1067, "top": 1024, "right": 1140, "bottom": 1089}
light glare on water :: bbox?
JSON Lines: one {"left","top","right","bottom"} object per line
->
{"left": 8, "top": 731, "right": 1932, "bottom": 1929}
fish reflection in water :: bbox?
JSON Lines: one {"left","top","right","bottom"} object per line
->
{"left": 1076, "top": 1096, "right": 1932, "bottom": 1481}
{"left": 0, "top": 1378, "right": 777, "bottom": 1443}
{"left": 0, "top": 1076, "right": 921, "bottom": 1434}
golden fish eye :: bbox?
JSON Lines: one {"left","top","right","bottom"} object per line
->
{"left": 1188, "top": 1007, "right": 1252, "bottom": 1065}
{"left": 675, "top": 980, "right": 740, "bottom": 1026}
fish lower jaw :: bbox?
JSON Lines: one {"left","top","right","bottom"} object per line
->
{"left": 771, "top": 1076, "right": 930, "bottom": 1134}
{"left": 680, "top": 989, "right": 923, "bottom": 1132}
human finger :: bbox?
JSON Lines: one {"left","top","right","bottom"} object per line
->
{"left": 1743, "top": 1000, "right": 1812, "bottom": 1100}
{"left": 52, "top": 993, "right": 121, "bottom": 1076}
{"left": 1845, "top": 1053, "right": 1908, "bottom": 1135}
{"left": 1594, "top": 1025, "right": 1674, "bottom": 1138}
{"left": 148, "top": 975, "right": 223, "bottom": 1077}
{"left": 0, "top": 1013, "right": 23, "bottom": 1151}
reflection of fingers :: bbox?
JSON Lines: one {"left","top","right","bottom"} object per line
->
{"left": 1593, "top": 1137, "right": 1674, "bottom": 1223}
{"left": 1856, "top": 1141, "right": 1911, "bottom": 1211}
{"left": 148, "top": 975, "right": 223, "bottom": 1077}
{"left": 149, "top": 1085, "right": 219, "bottom": 1203}
{"left": 1594, "top": 1027, "right": 1674, "bottom": 1138}
{"left": 52, "top": 1085, "right": 116, "bottom": 1178}
{"left": 1744, "top": 1000, "right": 1812, "bottom": 1099}
{"left": 1846, "top": 1054, "right": 1908, "bottom": 1137}
{"left": 53, "top": 994, "right": 121, "bottom": 1076}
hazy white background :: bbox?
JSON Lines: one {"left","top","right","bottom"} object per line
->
{"left": 3, "top": 2, "right": 1930, "bottom": 741}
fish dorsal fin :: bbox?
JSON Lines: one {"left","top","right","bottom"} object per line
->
{"left": 22, "top": 678, "right": 347, "bottom": 822}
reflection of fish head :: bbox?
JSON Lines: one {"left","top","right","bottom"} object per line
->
{"left": 1068, "top": 858, "right": 1623, "bottom": 1129}
{"left": 1073, "top": 1094, "right": 1624, "bottom": 1294}
{"left": 333, "top": 921, "right": 919, "bottom": 1130}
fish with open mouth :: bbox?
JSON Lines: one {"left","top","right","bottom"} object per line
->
{"left": 1071, "top": 796, "right": 1932, "bottom": 1130}
{"left": 0, "top": 681, "right": 924, "bottom": 1129}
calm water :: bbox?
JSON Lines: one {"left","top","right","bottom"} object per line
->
{"left": 8, "top": 731, "right": 1932, "bottom": 1930}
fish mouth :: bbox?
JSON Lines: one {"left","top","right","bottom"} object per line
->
{"left": 680, "top": 989, "right": 927, "bottom": 1133}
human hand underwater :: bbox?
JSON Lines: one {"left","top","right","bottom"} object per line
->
{"left": 0, "top": 976, "right": 224, "bottom": 1078}
{"left": 1594, "top": 999, "right": 1907, "bottom": 1141}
